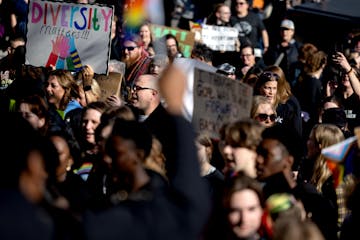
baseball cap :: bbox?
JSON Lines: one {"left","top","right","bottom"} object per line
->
{"left": 280, "top": 19, "right": 295, "bottom": 30}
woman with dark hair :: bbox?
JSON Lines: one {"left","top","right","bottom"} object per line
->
{"left": 222, "top": 171, "right": 266, "bottom": 240}
{"left": 165, "top": 34, "right": 184, "bottom": 62}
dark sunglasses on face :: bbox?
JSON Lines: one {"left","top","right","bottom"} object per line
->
{"left": 256, "top": 113, "right": 276, "bottom": 122}
{"left": 123, "top": 46, "right": 138, "bottom": 51}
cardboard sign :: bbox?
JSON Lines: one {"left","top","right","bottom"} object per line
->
{"left": 26, "top": 0, "right": 113, "bottom": 74}
{"left": 192, "top": 68, "right": 253, "bottom": 139}
{"left": 172, "top": 58, "right": 217, "bottom": 122}
{"left": 150, "top": 24, "right": 195, "bottom": 58}
{"left": 201, "top": 24, "right": 239, "bottom": 51}
{"left": 95, "top": 72, "right": 122, "bottom": 101}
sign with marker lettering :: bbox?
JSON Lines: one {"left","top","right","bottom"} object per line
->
{"left": 192, "top": 68, "right": 253, "bottom": 139}
{"left": 201, "top": 24, "right": 238, "bottom": 51}
{"left": 26, "top": 0, "right": 113, "bottom": 74}
{"left": 150, "top": 24, "right": 195, "bottom": 58}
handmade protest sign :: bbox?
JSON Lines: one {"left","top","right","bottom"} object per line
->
{"left": 26, "top": 0, "right": 113, "bottom": 74}
{"left": 95, "top": 72, "right": 122, "bottom": 101}
{"left": 201, "top": 24, "right": 238, "bottom": 51}
{"left": 192, "top": 68, "right": 253, "bottom": 139}
{"left": 150, "top": 24, "right": 195, "bottom": 58}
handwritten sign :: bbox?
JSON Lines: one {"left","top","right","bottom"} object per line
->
{"left": 150, "top": 24, "right": 195, "bottom": 58}
{"left": 95, "top": 72, "right": 122, "bottom": 101}
{"left": 192, "top": 68, "right": 253, "bottom": 139}
{"left": 26, "top": 0, "right": 113, "bottom": 74}
{"left": 201, "top": 24, "right": 238, "bottom": 51}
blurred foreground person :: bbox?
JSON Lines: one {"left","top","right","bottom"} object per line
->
{"left": 0, "top": 113, "right": 57, "bottom": 240}
{"left": 83, "top": 64, "right": 211, "bottom": 240}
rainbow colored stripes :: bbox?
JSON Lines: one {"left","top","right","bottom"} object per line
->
{"left": 322, "top": 136, "right": 357, "bottom": 187}
{"left": 74, "top": 162, "right": 93, "bottom": 181}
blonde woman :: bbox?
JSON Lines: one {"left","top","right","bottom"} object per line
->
{"left": 251, "top": 95, "right": 277, "bottom": 128}
{"left": 300, "top": 123, "right": 344, "bottom": 212}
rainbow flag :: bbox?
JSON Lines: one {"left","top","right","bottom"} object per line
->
{"left": 321, "top": 136, "right": 357, "bottom": 187}
{"left": 123, "top": 0, "right": 164, "bottom": 36}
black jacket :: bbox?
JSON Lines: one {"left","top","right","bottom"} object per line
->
{"left": 83, "top": 116, "right": 211, "bottom": 240}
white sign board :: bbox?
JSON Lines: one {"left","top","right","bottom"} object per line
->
{"left": 26, "top": 0, "right": 113, "bottom": 74}
{"left": 201, "top": 24, "right": 238, "bottom": 51}
{"left": 173, "top": 58, "right": 217, "bottom": 122}
{"left": 192, "top": 68, "right": 253, "bottom": 139}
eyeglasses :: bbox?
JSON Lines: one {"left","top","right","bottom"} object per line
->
{"left": 236, "top": 1, "right": 247, "bottom": 5}
{"left": 123, "top": 46, "right": 138, "bottom": 51}
{"left": 256, "top": 113, "right": 277, "bottom": 122}
{"left": 132, "top": 84, "right": 155, "bottom": 92}
{"left": 260, "top": 71, "right": 280, "bottom": 81}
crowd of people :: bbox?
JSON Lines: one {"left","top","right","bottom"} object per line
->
{"left": 1, "top": 0, "right": 360, "bottom": 239}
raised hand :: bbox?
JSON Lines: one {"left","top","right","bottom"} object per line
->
{"left": 58, "top": 36, "right": 70, "bottom": 59}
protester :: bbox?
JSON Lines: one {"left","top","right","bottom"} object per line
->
{"left": 236, "top": 43, "right": 266, "bottom": 79}
{"left": 148, "top": 54, "right": 170, "bottom": 76}
{"left": 222, "top": 171, "right": 267, "bottom": 239}
{"left": 83, "top": 63, "right": 211, "bottom": 240}
{"left": 206, "top": 3, "right": 232, "bottom": 26}
{"left": 139, "top": 22, "right": 155, "bottom": 56}
{"left": 332, "top": 51, "right": 360, "bottom": 132}
{"left": 73, "top": 101, "right": 108, "bottom": 182}
{"left": 196, "top": 133, "right": 225, "bottom": 200}
{"left": 129, "top": 74, "right": 174, "bottom": 163}
{"left": 293, "top": 50, "right": 328, "bottom": 138}
{"left": 251, "top": 95, "right": 277, "bottom": 128}
{"left": 230, "top": 0, "right": 269, "bottom": 54}
{"left": 256, "top": 130, "right": 338, "bottom": 240}
{"left": 0, "top": 113, "right": 57, "bottom": 239}
{"left": 222, "top": 118, "right": 265, "bottom": 178}
{"left": 121, "top": 34, "right": 152, "bottom": 101}
{"left": 165, "top": 34, "right": 184, "bottom": 62}
{"left": 264, "top": 19, "right": 302, "bottom": 81}
{"left": 4, "top": 2, "right": 360, "bottom": 240}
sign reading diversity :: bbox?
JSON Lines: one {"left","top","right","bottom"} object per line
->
{"left": 26, "top": 0, "right": 113, "bottom": 74}
{"left": 192, "top": 68, "right": 253, "bottom": 139}
{"left": 150, "top": 24, "right": 195, "bottom": 58}
{"left": 201, "top": 24, "right": 238, "bottom": 51}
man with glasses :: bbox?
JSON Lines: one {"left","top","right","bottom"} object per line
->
{"left": 129, "top": 74, "right": 173, "bottom": 162}
{"left": 230, "top": 0, "right": 269, "bottom": 56}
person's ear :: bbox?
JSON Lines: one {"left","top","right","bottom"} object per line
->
{"left": 136, "top": 149, "right": 145, "bottom": 162}
{"left": 284, "top": 155, "right": 294, "bottom": 169}
{"left": 205, "top": 146, "right": 212, "bottom": 159}
{"left": 215, "top": 12, "right": 220, "bottom": 19}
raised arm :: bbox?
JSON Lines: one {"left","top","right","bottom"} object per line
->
{"left": 334, "top": 51, "right": 360, "bottom": 96}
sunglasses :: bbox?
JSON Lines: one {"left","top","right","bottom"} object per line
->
{"left": 260, "top": 71, "right": 280, "bottom": 81}
{"left": 123, "top": 46, "right": 138, "bottom": 51}
{"left": 256, "top": 113, "right": 276, "bottom": 122}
